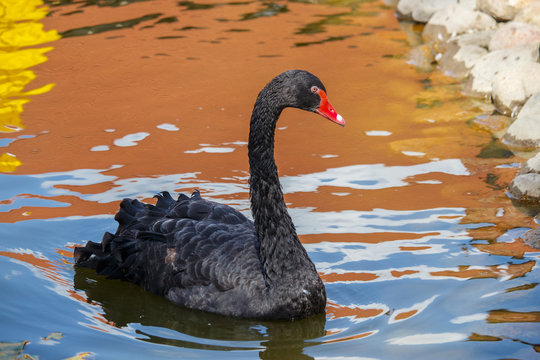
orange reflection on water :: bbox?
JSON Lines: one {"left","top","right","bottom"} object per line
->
{"left": 487, "top": 310, "right": 540, "bottom": 324}
{"left": 322, "top": 330, "right": 377, "bottom": 344}
{"left": 399, "top": 245, "right": 431, "bottom": 251}
{"left": 301, "top": 232, "right": 440, "bottom": 244}
{"left": 0, "top": 249, "right": 69, "bottom": 288}
{"left": 430, "top": 261, "right": 536, "bottom": 281}
{"left": 0, "top": 246, "right": 121, "bottom": 332}
{"left": 390, "top": 269, "right": 419, "bottom": 278}
{"left": 393, "top": 310, "right": 416, "bottom": 321}
{"left": 321, "top": 272, "right": 378, "bottom": 283}
{"left": 474, "top": 239, "right": 539, "bottom": 258}
{"left": 326, "top": 300, "right": 385, "bottom": 321}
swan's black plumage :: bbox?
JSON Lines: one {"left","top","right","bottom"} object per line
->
{"left": 75, "top": 70, "right": 343, "bottom": 320}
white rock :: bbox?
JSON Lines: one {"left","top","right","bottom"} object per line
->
{"left": 412, "top": 0, "right": 458, "bottom": 22}
{"left": 489, "top": 21, "right": 540, "bottom": 51}
{"left": 396, "top": 0, "right": 421, "bottom": 20}
{"left": 492, "top": 68, "right": 527, "bottom": 115}
{"left": 526, "top": 152, "right": 540, "bottom": 173}
{"left": 477, "top": 0, "right": 535, "bottom": 21}
{"left": 522, "top": 63, "right": 540, "bottom": 98}
{"left": 452, "top": 44, "right": 488, "bottom": 68}
{"left": 452, "top": 29, "right": 493, "bottom": 48}
{"left": 423, "top": 4, "right": 496, "bottom": 43}
{"left": 466, "top": 44, "right": 539, "bottom": 96}
{"left": 458, "top": 0, "right": 477, "bottom": 10}
{"left": 515, "top": 2, "right": 540, "bottom": 27}
{"left": 440, "top": 44, "right": 488, "bottom": 78}
{"left": 503, "top": 92, "right": 540, "bottom": 149}
{"left": 492, "top": 63, "right": 540, "bottom": 115}
{"left": 518, "top": 91, "right": 540, "bottom": 119}
{"left": 397, "top": 0, "right": 458, "bottom": 22}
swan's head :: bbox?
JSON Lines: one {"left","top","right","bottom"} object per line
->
{"left": 278, "top": 70, "right": 345, "bottom": 127}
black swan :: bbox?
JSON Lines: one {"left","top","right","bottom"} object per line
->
{"left": 74, "top": 70, "right": 344, "bottom": 320}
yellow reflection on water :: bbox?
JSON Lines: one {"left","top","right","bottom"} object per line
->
{"left": 0, "top": 152, "right": 21, "bottom": 171}
{"left": 0, "top": 0, "right": 59, "bottom": 171}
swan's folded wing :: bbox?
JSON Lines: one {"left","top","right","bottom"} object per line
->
{"left": 75, "top": 191, "right": 262, "bottom": 299}
{"left": 163, "top": 221, "right": 262, "bottom": 289}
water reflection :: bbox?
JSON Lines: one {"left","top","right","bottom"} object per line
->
{"left": 387, "top": 332, "right": 467, "bottom": 345}
{"left": 59, "top": 13, "right": 161, "bottom": 38}
{"left": 73, "top": 267, "right": 326, "bottom": 360}
{"left": 0, "top": 158, "right": 470, "bottom": 217}
{"left": 240, "top": 2, "right": 289, "bottom": 20}
{"left": 0, "top": 0, "right": 59, "bottom": 171}
{"left": 388, "top": 295, "right": 438, "bottom": 324}
{"left": 45, "top": 0, "right": 151, "bottom": 7}
{"left": 281, "top": 159, "right": 469, "bottom": 192}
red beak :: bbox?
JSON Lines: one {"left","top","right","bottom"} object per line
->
{"left": 315, "top": 89, "right": 345, "bottom": 127}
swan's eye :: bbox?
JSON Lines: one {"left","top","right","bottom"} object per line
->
{"left": 311, "top": 86, "right": 319, "bottom": 93}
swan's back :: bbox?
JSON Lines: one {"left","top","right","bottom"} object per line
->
{"left": 75, "top": 191, "right": 273, "bottom": 318}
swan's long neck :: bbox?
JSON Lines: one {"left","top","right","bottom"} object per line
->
{"left": 248, "top": 88, "right": 312, "bottom": 284}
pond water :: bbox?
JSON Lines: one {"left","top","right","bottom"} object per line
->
{"left": 1, "top": 0, "right": 539, "bottom": 359}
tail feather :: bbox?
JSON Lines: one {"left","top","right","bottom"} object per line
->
{"left": 155, "top": 191, "right": 176, "bottom": 209}
{"left": 74, "top": 241, "right": 109, "bottom": 271}
{"left": 101, "top": 231, "right": 115, "bottom": 252}
{"left": 114, "top": 199, "right": 138, "bottom": 228}
{"left": 74, "top": 191, "right": 182, "bottom": 279}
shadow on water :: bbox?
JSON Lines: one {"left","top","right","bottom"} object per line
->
{"left": 73, "top": 267, "right": 326, "bottom": 360}
{"left": 45, "top": 0, "right": 151, "bottom": 8}
{"left": 59, "top": 13, "right": 162, "bottom": 38}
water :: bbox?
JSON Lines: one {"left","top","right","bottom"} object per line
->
{"left": 1, "top": 0, "right": 539, "bottom": 359}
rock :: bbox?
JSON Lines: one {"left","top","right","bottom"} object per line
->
{"left": 397, "top": 0, "right": 458, "bottom": 22}
{"left": 457, "top": 0, "right": 477, "bottom": 10}
{"left": 439, "top": 43, "right": 488, "bottom": 78}
{"left": 492, "top": 67, "right": 526, "bottom": 115}
{"left": 521, "top": 227, "right": 540, "bottom": 249}
{"left": 509, "top": 151, "right": 540, "bottom": 220}
{"left": 452, "top": 30, "right": 494, "bottom": 48}
{"left": 396, "top": 0, "right": 416, "bottom": 20}
{"left": 423, "top": 4, "right": 496, "bottom": 44}
{"left": 508, "top": 173, "right": 540, "bottom": 200}
{"left": 503, "top": 92, "right": 540, "bottom": 149}
{"left": 524, "top": 151, "right": 540, "bottom": 173}
{"left": 437, "top": 30, "right": 493, "bottom": 77}
{"left": 515, "top": 2, "right": 540, "bottom": 28}
{"left": 477, "top": 0, "right": 535, "bottom": 21}
{"left": 413, "top": 0, "right": 457, "bottom": 23}
{"left": 492, "top": 62, "right": 540, "bottom": 115}
{"left": 464, "top": 44, "right": 539, "bottom": 97}
{"left": 489, "top": 21, "right": 540, "bottom": 51}
{"left": 522, "top": 63, "right": 540, "bottom": 98}
{"left": 517, "top": 92, "right": 540, "bottom": 122}
{"left": 472, "top": 114, "right": 512, "bottom": 137}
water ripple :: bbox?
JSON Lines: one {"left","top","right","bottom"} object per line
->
{"left": 281, "top": 159, "right": 469, "bottom": 192}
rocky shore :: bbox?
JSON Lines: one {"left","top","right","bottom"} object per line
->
{"left": 392, "top": 0, "right": 540, "bottom": 246}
